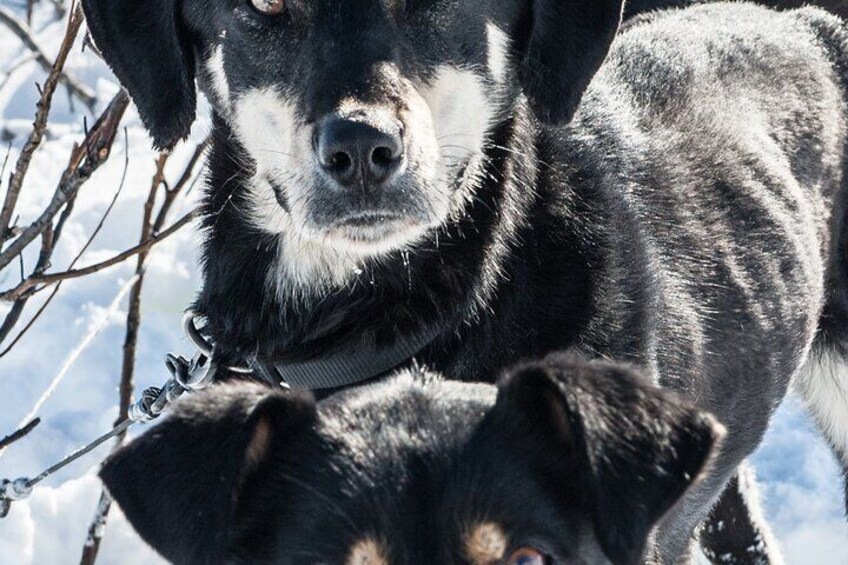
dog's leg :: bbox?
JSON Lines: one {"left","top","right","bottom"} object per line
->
{"left": 794, "top": 350, "right": 848, "bottom": 512}
{"left": 651, "top": 445, "right": 780, "bottom": 565}
{"left": 699, "top": 462, "right": 784, "bottom": 565}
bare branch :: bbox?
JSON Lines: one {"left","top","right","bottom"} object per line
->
{"left": 0, "top": 6, "right": 96, "bottom": 109}
{"left": 80, "top": 140, "right": 207, "bottom": 563}
{"left": 170, "top": 137, "right": 211, "bottom": 196}
{"left": 0, "top": 210, "right": 196, "bottom": 303}
{"left": 80, "top": 491, "right": 112, "bottom": 565}
{"left": 0, "top": 135, "right": 207, "bottom": 307}
{"left": 0, "top": 274, "right": 139, "bottom": 461}
{"left": 0, "top": 301, "right": 28, "bottom": 347}
{"left": 0, "top": 3, "right": 86, "bottom": 248}
{"left": 0, "top": 89, "right": 129, "bottom": 272}
{"left": 0, "top": 131, "right": 131, "bottom": 356}
{"left": 0, "top": 418, "right": 40, "bottom": 451}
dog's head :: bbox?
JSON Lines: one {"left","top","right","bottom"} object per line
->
{"left": 82, "top": 0, "right": 623, "bottom": 260}
{"left": 101, "top": 355, "right": 723, "bottom": 564}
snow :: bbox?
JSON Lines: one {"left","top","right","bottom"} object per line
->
{"left": 0, "top": 3, "right": 845, "bottom": 564}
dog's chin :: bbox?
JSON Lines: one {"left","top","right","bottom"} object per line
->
{"left": 301, "top": 213, "right": 432, "bottom": 256}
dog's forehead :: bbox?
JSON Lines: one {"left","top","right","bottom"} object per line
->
{"left": 310, "top": 374, "right": 500, "bottom": 496}
{"left": 277, "top": 375, "right": 581, "bottom": 562}
{"left": 317, "top": 372, "right": 498, "bottom": 446}
{"left": 188, "top": 0, "right": 496, "bottom": 50}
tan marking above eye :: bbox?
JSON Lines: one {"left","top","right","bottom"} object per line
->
{"left": 244, "top": 416, "right": 273, "bottom": 468}
{"left": 347, "top": 538, "right": 389, "bottom": 565}
{"left": 464, "top": 522, "right": 508, "bottom": 565}
{"left": 250, "top": 0, "right": 286, "bottom": 15}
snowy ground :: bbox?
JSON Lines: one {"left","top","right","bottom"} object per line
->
{"left": 0, "top": 3, "right": 846, "bottom": 564}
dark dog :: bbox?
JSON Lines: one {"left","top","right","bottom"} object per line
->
{"left": 82, "top": 0, "right": 848, "bottom": 562}
{"left": 625, "top": 0, "right": 848, "bottom": 20}
{"left": 101, "top": 356, "right": 724, "bottom": 565}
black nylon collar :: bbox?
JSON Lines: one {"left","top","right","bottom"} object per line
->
{"left": 252, "top": 325, "right": 442, "bottom": 391}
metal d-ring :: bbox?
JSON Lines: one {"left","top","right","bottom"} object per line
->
{"left": 182, "top": 311, "right": 253, "bottom": 374}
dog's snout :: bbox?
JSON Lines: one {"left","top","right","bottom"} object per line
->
{"left": 315, "top": 118, "right": 404, "bottom": 188}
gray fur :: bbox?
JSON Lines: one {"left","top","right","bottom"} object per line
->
{"left": 575, "top": 5, "right": 847, "bottom": 559}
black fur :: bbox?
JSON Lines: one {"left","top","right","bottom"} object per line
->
{"left": 101, "top": 356, "right": 723, "bottom": 565}
{"left": 520, "top": 0, "right": 625, "bottom": 124}
{"left": 82, "top": 0, "right": 848, "bottom": 561}
{"left": 83, "top": 0, "right": 196, "bottom": 149}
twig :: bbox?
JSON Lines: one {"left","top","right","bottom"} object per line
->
{"left": 80, "top": 140, "right": 206, "bottom": 563}
{"left": 171, "top": 138, "right": 210, "bottom": 195}
{"left": 0, "top": 91, "right": 128, "bottom": 351}
{"left": 0, "top": 89, "right": 128, "bottom": 272}
{"left": 0, "top": 302, "right": 28, "bottom": 348}
{"left": 0, "top": 52, "right": 37, "bottom": 95}
{"left": 0, "top": 142, "right": 11, "bottom": 190}
{"left": 0, "top": 131, "right": 131, "bottom": 357}
{"left": 0, "top": 418, "right": 40, "bottom": 451}
{"left": 0, "top": 275, "right": 139, "bottom": 461}
{"left": 0, "top": 3, "right": 84, "bottom": 250}
{"left": 0, "top": 137, "right": 207, "bottom": 305}
{"left": 0, "top": 210, "right": 197, "bottom": 303}
{"left": 0, "top": 6, "right": 96, "bottom": 109}
{"left": 80, "top": 491, "right": 112, "bottom": 565}
{"left": 78, "top": 154, "right": 168, "bottom": 565}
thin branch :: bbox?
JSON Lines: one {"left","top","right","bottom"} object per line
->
{"left": 0, "top": 137, "right": 207, "bottom": 305}
{"left": 0, "top": 3, "right": 85, "bottom": 249}
{"left": 0, "top": 418, "right": 40, "bottom": 451}
{"left": 0, "top": 301, "right": 28, "bottom": 347}
{"left": 171, "top": 137, "right": 211, "bottom": 196}
{"left": 0, "top": 6, "right": 96, "bottom": 109}
{"left": 0, "top": 142, "right": 11, "bottom": 188}
{"left": 80, "top": 491, "right": 112, "bottom": 565}
{"left": 0, "top": 210, "right": 197, "bottom": 302}
{"left": 0, "top": 274, "right": 139, "bottom": 461}
{"left": 0, "top": 54, "right": 39, "bottom": 107}
{"left": 0, "top": 89, "right": 129, "bottom": 272}
{"left": 0, "top": 91, "right": 128, "bottom": 352}
{"left": 0, "top": 131, "right": 131, "bottom": 357}
{"left": 81, "top": 141, "right": 206, "bottom": 564}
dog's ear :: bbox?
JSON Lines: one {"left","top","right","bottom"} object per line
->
{"left": 82, "top": 0, "right": 196, "bottom": 149}
{"left": 520, "top": 0, "right": 624, "bottom": 124}
{"left": 497, "top": 354, "right": 724, "bottom": 564}
{"left": 100, "top": 384, "right": 315, "bottom": 565}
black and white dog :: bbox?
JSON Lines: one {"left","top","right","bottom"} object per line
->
{"left": 82, "top": 0, "right": 848, "bottom": 562}
{"left": 100, "top": 356, "right": 724, "bottom": 565}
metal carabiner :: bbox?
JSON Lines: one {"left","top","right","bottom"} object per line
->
{"left": 182, "top": 311, "right": 253, "bottom": 374}
{"left": 174, "top": 349, "right": 217, "bottom": 392}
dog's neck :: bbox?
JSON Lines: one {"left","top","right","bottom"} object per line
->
{"left": 195, "top": 107, "right": 540, "bottom": 366}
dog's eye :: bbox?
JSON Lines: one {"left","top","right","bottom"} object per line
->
{"left": 249, "top": 0, "right": 286, "bottom": 15}
{"left": 505, "top": 548, "right": 548, "bottom": 565}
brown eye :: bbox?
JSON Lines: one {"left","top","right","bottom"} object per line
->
{"left": 250, "top": 0, "right": 285, "bottom": 15}
{"left": 505, "top": 547, "right": 548, "bottom": 565}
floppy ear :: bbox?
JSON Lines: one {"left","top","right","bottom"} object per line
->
{"left": 100, "top": 384, "right": 315, "bottom": 565}
{"left": 520, "top": 0, "right": 624, "bottom": 124}
{"left": 498, "top": 353, "right": 724, "bottom": 565}
{"left": 82, "top": 0, "right": 197, "bottom": 149}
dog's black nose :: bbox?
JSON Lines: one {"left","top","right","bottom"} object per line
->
{"left": 315, "top": 118, "right": 404, "bottom": 188}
